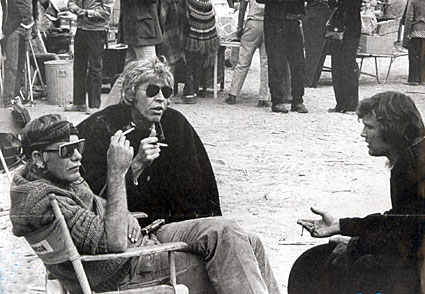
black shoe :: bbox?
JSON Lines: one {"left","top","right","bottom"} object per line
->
{"left": 225, "top": 94, "right": 236, "bottom": 105}
{"left": 291, "top": 103, "right": 309, "bottom": 113}
{"left": 328, "top": 107, "right": 344, "bottom": 113}
{"left": 271, "top": 103, "right": 289, "bottom": 113}
{"left": 257, "top": 100, "right": 270, "bottom": 108}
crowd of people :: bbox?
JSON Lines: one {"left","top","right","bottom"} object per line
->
{"left": 3, "top": 0, "right": 425, "bottom": 293}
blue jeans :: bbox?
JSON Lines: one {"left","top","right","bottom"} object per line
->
{"left": 73, "top": 29, "right": 105, "bottom": 108}
{"left": 120, "top": 217, "right": 280, "bottom": 294}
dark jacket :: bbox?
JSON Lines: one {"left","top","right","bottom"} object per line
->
{"left": 2, "top": 0, "right": 38, "bottom": 36}
{"left": 77, "top": 104, "right": 222, "bottom": 225}
{"left": 118, "top": 0, "right": 162, "bottom": 46}
{"left": 340, "top": 139, "right": 425, "bottom": 265}
{"left": 257, "top": 0, "right": 306, "bottom": 21}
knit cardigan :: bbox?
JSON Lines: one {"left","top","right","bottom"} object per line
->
{"left": 9, "top": 167, "right": 131, "bottom": 293}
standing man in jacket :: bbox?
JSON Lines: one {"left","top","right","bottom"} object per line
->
{"left": 290, "top": 91, "right": 425, "bottom": 294}
{"left": 259, "top": 0, "right": 308, "bottom": 113}
{"left": 65, "top": 0, "right": 114, "bottom": 114}
{"left": 1, "top": 0, "right": 38, "bottom": 107}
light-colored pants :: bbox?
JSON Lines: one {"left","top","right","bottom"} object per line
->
{"left": 101, "top": 45, "right": 156, "bottom": 108}
{"left": 230, "top": 20, "right": 269, "bottom": 101}
{"left": 120, "top": 217, "right": 281, "bottom": 294}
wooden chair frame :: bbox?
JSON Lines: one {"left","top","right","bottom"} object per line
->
{"left": 27, "top": 194, "right": 189, "bottom": 294}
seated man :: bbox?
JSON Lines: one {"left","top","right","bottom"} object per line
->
{"left": 9, "top": 114, "right": 280, "bottom": 294}
{"left": 290, "top": 91, "right": 425, "bottom": 294}
{"left": 77, "top": 57, "right": 221, "bottom": 224}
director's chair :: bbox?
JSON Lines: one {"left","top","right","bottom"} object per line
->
{"left": 24, "top": 194, "right": 189, "bottom": 294}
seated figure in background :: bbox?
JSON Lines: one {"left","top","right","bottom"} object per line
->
{"left": 77, "top": 57, "right": 222, "bottom": 225}
{"left": 290, "top": 91, "right": 425, "bottom": 294}
{"left": 10, "top": 114, "right": 281, "bottom": 294}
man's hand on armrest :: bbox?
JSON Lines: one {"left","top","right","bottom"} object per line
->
{"left": 105, "top": 130, "right": 134, "bottom": 252}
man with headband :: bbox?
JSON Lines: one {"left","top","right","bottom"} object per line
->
{"left": 77, "top": 57, "right": 222, "bottom": 225}
{"left": 10, "top": 113, "right": 281, "bottom": 293}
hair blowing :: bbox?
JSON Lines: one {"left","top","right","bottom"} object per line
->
{"left": 120, "top": 56, "right": 174, "bottom": 105}
{"left": 357, "top": 91, "right": 425, "bottom": 149}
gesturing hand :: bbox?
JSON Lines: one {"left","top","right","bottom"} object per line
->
{"left": 133, "top": 126, "right": 161, "bottom": 170}
{"left": 297, "top": 207, "right": 340, "bottom": 238}
{"left": 127, "top": 214, "right": 142, "bottom": 243}
{"left": 107, "top": 130, "right": 134, "bottom": 176}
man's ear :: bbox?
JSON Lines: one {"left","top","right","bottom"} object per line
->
{"left": 32, "top": 150, "right": 46, "bottom": 169}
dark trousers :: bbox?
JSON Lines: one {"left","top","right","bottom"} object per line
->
{"left": 183, "top": 51, "right": 207, "bottom": 96}
{"left": 330, "top": 36, "right": 360, "bottom": 111}
{"left": 1, "top": 30, "right": 27, "bottom": 106}
{"left": 408, "top": 37, "right": 425, "bottom": 84}
{"left": 288, "top": 243, "right": 419, "bottom": 294}
{"left": 264, "top": 19, "right": 305, "bottom": 106}
{"left": 73, "top": 28, "right": 105, "bottom": 108}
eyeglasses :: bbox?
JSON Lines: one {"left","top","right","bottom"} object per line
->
{"left": 43, "top": 139, "right": 85, "bottom": 159}
{"left": 141, "top": 84, "right": 173, "bottom": 99}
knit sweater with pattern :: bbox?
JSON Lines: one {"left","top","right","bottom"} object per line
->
{"left": 9, "top": 167, "right": 132, "bottom": 293}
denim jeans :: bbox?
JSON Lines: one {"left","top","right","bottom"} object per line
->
{"left": 73, "top": 29, "right": 106, "bottom": 108}
{"left": 264, "top": 19, "right": 304, "bottom": 106}
{"left": 119, "top": 217, "right": 281, "bottom": 294}
{"left": 2, "top": 30, "right": 27, "bottom": 106}
{"left": 230, "top": 20, "right": 275, "bottom": 101}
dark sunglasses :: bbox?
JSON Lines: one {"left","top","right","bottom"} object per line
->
{"left": 144, "top": 84, "right": 173, "bottom": 99}
{"left": 43, "top": 139, "right": 85, "bottom": 159}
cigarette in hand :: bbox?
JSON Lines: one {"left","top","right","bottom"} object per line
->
{"left": 122, "top": 127, "right": 135, "bottom": 136}
{"left": 157, "top": 143, "right": 168, "bottom": 148}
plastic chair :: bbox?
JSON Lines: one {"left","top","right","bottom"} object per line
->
{"left": 24, "top": 194, "right": 189, "bottom": 294}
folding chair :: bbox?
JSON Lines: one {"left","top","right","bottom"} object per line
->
{"left": 24, "top": 194, "right": 189, "bottom": 294}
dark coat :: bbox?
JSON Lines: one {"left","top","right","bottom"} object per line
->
{"left": 118, "top": 0, "right": 163, "bottom": 46}
{"left": 2, "top": 0, "right": 38, "bottom": 36}
{"left": 77, "top": 104, "right": 222, "bottom": 225}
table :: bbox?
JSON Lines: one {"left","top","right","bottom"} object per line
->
{"left": 214, "top": 41, "right": 240, "bottom": 98}
{"left": 356, "top": 51, "right": 408, "bottom": 84}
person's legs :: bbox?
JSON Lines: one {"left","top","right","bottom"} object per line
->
{"left": 3, "top": 31, "right": 22, "bottom": 106}
{"left": 72, "top": 29, "right": 88, "bottom": 106}
{"left": 229, "top": 20, "right": 263, "bottom": 97}
{"left": 408, "top": 38, "right": 420, "bottom": 83}
{"left": 264, "top": 19, "right": 285, "bottom": 107}
{"left": 340, "top": 37, "right": 360, "bottom": 111}
{"left": 258, "top": 34, "right": 270, "bottom": 102}
{"left": 418, "top": 38, "right": 425, "bottom": 84}
{"left": 155, "top": 217, "right": 280, "bottom": 294}
{"left": 330, "top": 39, "right": 345, "bottom": 111}
{"left": 281, "top": 20, "right": 305, "bottom": 107}
{"left": 86, "top": 30, "right": 106, "bottom": 109}
{"left": 183, "top": 51, "right": 196, "bottom": 96}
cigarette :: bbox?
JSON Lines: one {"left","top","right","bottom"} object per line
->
{"left": 157, "top": 143, "right": 168, "bottom": 148}
{"left": 122, "top": 127, "right": 135, "bottom": 136}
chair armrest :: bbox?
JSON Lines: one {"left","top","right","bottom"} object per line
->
{"left": 80, "top": 242, "right": 189, "bottom": 262}
{"left": 131, "top": 212, "right": 148, "bottom": 219}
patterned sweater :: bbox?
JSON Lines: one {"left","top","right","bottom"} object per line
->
{"left": 9, "top": 167, "right": 131, "bottom": 293}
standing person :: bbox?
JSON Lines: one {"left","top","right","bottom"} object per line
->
{"left": 175, "top": 0, "right": 219, "bottom": 104}
{"left": 102, "top": 0, "right": 164, "bottom": 108}
{"left": 225, "top": 0, "right": 273, "bottom": 107}
{"left": 260, "top": 0, "right": 308, "bottom": 113}
{"left": 77, "top": 57, "right": 222, "bottom": 224}
{"left": 405, "top": 0, "right": 425, "bottom": 85}
{"left": 1, "top": 0, "right": 38, "bottom": 107}
{"left": 290, "top": 91, "right": 425, "bottom": 294}
{"left": 65, "top": 0, "right": 114, "bottom": 115}
{"left": 327, "top": 0, "right": 362, "bottom": 113}
{"left": 10, "top": 113, "right": 282, "bottom": 294}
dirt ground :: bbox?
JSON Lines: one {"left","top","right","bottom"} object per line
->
{"left": 1, "top": 53, "right": 425, "bottom": 293}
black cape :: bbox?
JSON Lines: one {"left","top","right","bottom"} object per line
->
{"left": 77, "top": 104, "right": 222, "bottom": 224}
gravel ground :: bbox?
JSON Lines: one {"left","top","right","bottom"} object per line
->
{"left": 1, "top": 52, "right": 425, "bottom": 293}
